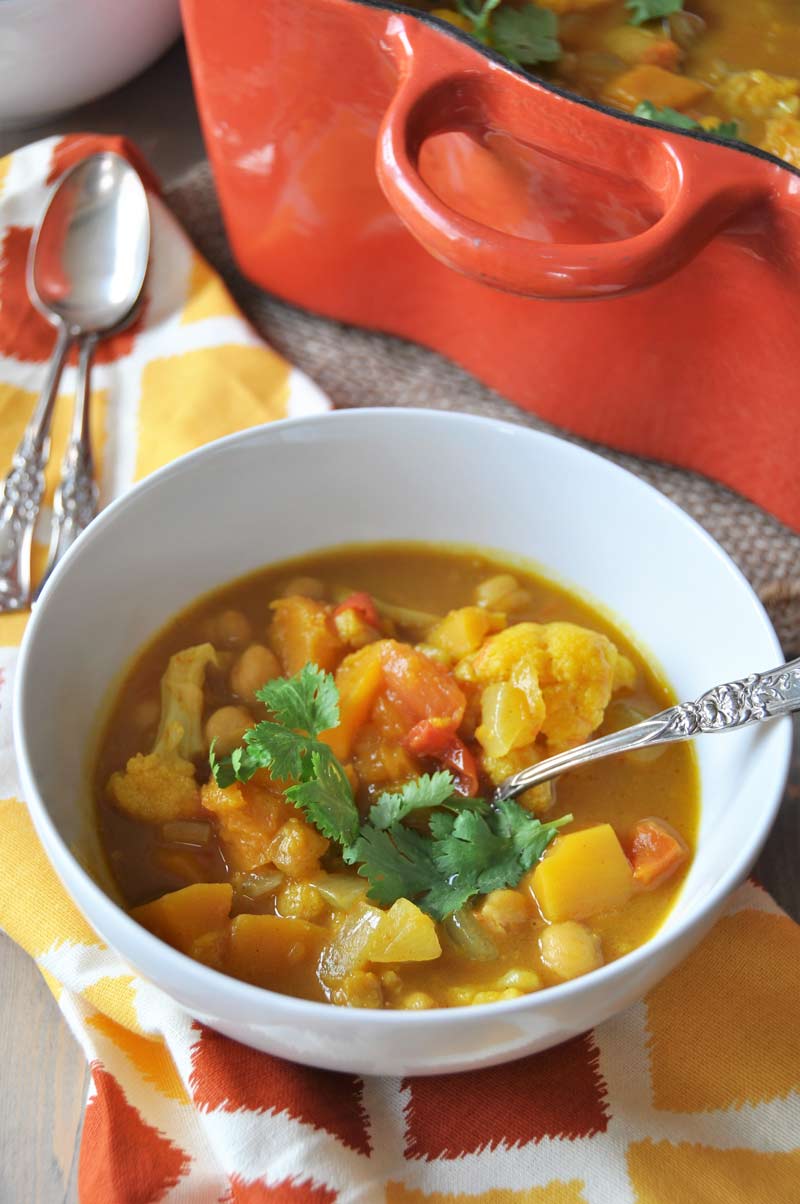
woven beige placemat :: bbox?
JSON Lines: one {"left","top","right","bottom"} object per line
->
{"left": 166, "top": 165, "right": 800, "bottom": 659}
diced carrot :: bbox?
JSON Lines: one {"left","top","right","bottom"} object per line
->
{"left": 380, "top": 641, "right": 466, "bottom": 727}
{"left": 269, "top": 596, "right": 344, "bottom": 676}
{"left": 626, "top": 818, "right": 688, "bottom": 888}
{"left": 333, "top": 591, "right": 380, "bottom": 629}
{"left": 320, "top": 642, "right": 385, "bottom": 761}
{"left": 405, "top": 718, "right": 480, "bottom": 797}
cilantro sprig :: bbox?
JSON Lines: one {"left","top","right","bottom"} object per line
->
{"left": 456, "top": 1, "right": 561, "bottom": 66}
{"left": 625, "top": 0, "right": 683, "bottom": 25}
{"left": 634, "top": 101, "right": 739, "bottom": 140}
{"left": 209, "top": 663, "right": 571, "bottom": 919}
{"left": 490, "top": 3, "right": 561, "bottom": 65}
{"left": 347, "top": 799, "right": 571, "bottom": 920}
{"left": 210, "top": 662, "right": 359, "bottom": 845}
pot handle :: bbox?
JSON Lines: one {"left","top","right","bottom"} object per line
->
{"left": 376, "top": 25, "right": 765, "bottom": 300}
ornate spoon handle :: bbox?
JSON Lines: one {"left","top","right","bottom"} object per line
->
{"left": 494, "top": 656, "right": 800, "bottom": 802}
{"left": 0, "top": 323, "right": 73, "bottom": 612}
{"left": 34, "top": 334, "right": 99, "bottom": 600}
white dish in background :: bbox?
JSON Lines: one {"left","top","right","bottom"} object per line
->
{"left": 14, "top": 409, "right": 791, "bottom": 1075}
{"left": 0, "top": 0, "right": 182, "bottom": 128}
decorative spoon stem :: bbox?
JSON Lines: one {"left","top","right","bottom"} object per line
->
{"left": 34, "top": 333, "right": 100, "bottom": 600}
{"left": 0, "top": 323, "right": 73, "bottom": 611}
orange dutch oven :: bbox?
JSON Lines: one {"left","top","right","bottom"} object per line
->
{"left": 180, "top": 0, "right": 800, "bottom": 531}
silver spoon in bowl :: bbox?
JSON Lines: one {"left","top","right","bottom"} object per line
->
{"left": 495, "top": 656, "right": 800, "bottom": 802}
{"left": 0, "top": 151, "right": 150, "bottom": 612}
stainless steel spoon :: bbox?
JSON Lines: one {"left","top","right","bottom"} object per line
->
{"left": 0, "top": 151, "right": 150, "bottom": 611}
{"left": 494, "top": 656, "right": 800, "bottom": 802}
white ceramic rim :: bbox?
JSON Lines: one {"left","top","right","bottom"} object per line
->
{"left": 13, "top": 408, "right": 793, "bottom": 1030}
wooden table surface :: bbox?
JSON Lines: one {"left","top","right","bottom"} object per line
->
{"left": 1, "top": 39, "right": 799, "bottom": 1204}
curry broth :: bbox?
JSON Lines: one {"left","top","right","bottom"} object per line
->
{"left": 96, "top": 543, "right": 699, "bottom": 1007}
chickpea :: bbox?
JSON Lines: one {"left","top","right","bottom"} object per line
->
{"left": 230, "top": 643, "right": 281, "bottom": 706}
{"left": 209, "top": 609, "right": 253, "bottom": 649}
{"left": 474, "top": 574, "right": 531, "bottom": 613}
{"left": 281, "top": 576, "right": 326, "bottom": 599}
{"left": 497, "top": 969, "right": 541, "bottom": 993}
{"left": 539, "top": 921, "right": 604, "bottom": 982}
{"left": 471, "top": 988, "right": 522, "bottom": 1005}
{"left": 398, "top": 991, "right": 436, "bottom": 1010}
{"left": 204, "top": 705, "right": 253, "bottom": 756}
{"left": 477, "top": 889, "right": 532, "bottom": 936}
{"left": 332, "top": 970, "right": 383, "bottom": 1009}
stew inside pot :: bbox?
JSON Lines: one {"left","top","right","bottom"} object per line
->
{"left": 96, "top": 544, "right": 698, "bottom": 1009}
{"left": 411, "top": 1, "right": 800, "bottom": 167}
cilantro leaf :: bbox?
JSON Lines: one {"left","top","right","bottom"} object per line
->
{"left": 256, "top": 662, "right": 339, "bottom": 736}
{"left": 456, "top": 0, "right": 502, "bottom": 44}
{"left": 491, "top": 4, "right": 561, "bottom": 66}
{"left": 493, "top": 799, "right": 572, "bottom": 871}
{"left": 625, "top": 0, "right": 683, "bottom": 26}
{"left": 208, "top": 739, "right": 238, "bottom": 788}
{"left": 634, "top": 99, "right": 698, "bottom": 130}
{"left": 369, "top": 771, "right": 459, "bottom": 830}
{"left": 345, "top": 823, "right": 440, "bottom": 906}
{"left": 286, "top": 747, "right": 360, "bottom": 845}
{"left": 427, "top": 803, "right": 572, "bottom": 917}
{"left": 243, "top": 721, "right": 311, "bottom": 783}
{"left": 431, "top": 808, "right": 515, "bottom": 896}
{"left": 209, "top": 739, "right": 261, "bottom": 788}
{"left": 351, "top": 795, "right": 572, "bottom": 920}
{"left": 709, "top": 120, "right": 739, "bottom": 140}
{"left": 209, "top": 663, "right": 359, "bottom": 845}
{"left": 634, "top": 101, "right": 740, "bottom": 140}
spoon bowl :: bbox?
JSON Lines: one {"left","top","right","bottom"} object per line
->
{"left": 28, "top": 152, "right": 150, "bottom": 335}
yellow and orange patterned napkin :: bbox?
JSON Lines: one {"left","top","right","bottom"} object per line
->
{"left": 1, "top": 136, "right": 799, "bottom": 1204}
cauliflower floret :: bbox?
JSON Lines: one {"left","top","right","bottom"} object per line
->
{"left": 763, "top": 116, "right": 800, "bottom": 168}
{"left": 155, "top": 643, "right": 218, "bottom": 760}
{"left": 457, "top": 621, "right": 632, "bottom": 754}
{"left": 108, "top": 725, "right": 201, "bottom": 823}
{"left": 715, "top": 69, "right": 800, "bottom": 119}
{"left": 201, "top": 777, "right": 293, "bottom": 873}
{"left": 480, "top": 744, "right": 554, "bottom": 814}
{"left": 107, "top": 644, "right": 218, "bottom": 823}
{"left": 532, "top": 622, "right": 626, "bottom": 752}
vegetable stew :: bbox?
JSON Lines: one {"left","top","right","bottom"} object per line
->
{"left": 411, "top": 1, "right": 800, "bottom": 166}
{"left": 96, "top": 544, "right": 698, "bottom": 1009}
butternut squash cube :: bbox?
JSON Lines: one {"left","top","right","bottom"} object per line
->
{"left": 225, "top": 913, "right": 327, "bottom": 1001}
{"left": 603, "top": 65, "right": 709, "bottom": 113}
{"left": 321, "top": 642, "right": 384, "bottom": 761}
{"left": 366, "top": 899, "right": 442, "bottom": 963}
{"left": 530, "top": 824, "right": 633, "bottom": 922}
{"left": 428, "top": 607, "right": 503, "bottom": 663}
{"left": 131, "top": 883, "right": 233, "bottom": 955}
{"left": 269, "top": 595, "right": 343, "bottom": 676}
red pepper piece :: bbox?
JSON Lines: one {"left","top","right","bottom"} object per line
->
{"left": 405, "top": 718, "right": 480, "bottom": 797}
{"left": 333, "top": 591, "right": 380, "bottom": 629}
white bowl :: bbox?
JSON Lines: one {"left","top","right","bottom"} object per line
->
{"left": 14, "top": 410, "right": 790, "bottom": 1075}
{"left": 0, "top": 0, "right": 182, "bottom": 128}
